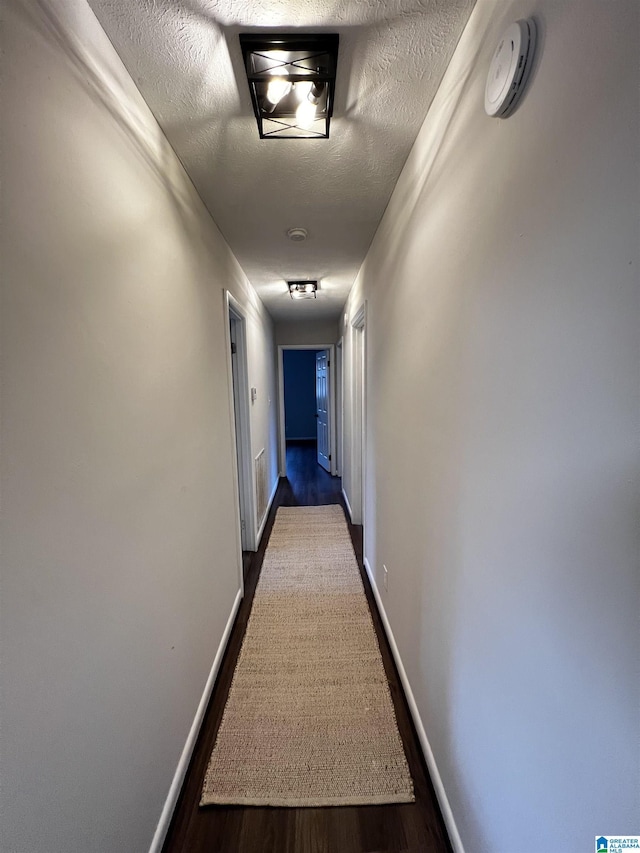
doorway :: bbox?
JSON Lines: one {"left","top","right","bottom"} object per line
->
{"left": 335, "top": 338, "right": 343, "bottom": 477}
{"left": 277, "top": 345, "right": 337, "bottom": 480}
{"left": 226, "top": 292, "right": 256, "bottom": 559}
{"left": 350, "top": 305, "right": 366, "bottom": 526}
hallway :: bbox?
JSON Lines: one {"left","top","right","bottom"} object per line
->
{"left": 3, "top": 2, "right": 638, "bottom": 851}
{"left": 163, "top": 443, "right": 451, "bottom": 853}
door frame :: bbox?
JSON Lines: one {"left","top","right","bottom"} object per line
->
{"left": 277, "top": 344, "right": 337, "bottom": 478}
{"left": 224, "top": 290, "right": 257, "bottom": 568}
{"left": 350, "top": 303, "right": 366, "bottom": 526}
{"left": 336, "top": 337, "right": 343, "bottom": 477}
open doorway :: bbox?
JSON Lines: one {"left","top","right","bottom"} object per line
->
{"left": 336, "top": 338, "right": 343, "bottom": 478}
{"left": 226, "top": 292, "right": 256, "bottom": 563}
{"left": 277, "top": 345, "right": 337, "bottom": 480}
{"left": 350, "top": 305, "right": 366, "bottom": 526}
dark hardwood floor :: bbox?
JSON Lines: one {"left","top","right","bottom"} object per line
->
{"left": 163, "top": 440, "right": 452, "bottom": 853}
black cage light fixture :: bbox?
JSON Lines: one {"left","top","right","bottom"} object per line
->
{"left": 239, "top": 33, "right": 339, "bottom": 139}
{"left": 288, "top": 280, "right": 318, "bottom": 299}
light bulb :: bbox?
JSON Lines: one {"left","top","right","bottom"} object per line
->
{"left": 296, "top": 99, "right": 317, "bottom": 129}
{"left": 294, "top": 81, "right": 313, "bottom": 101}
{"left": 266, "top": 77, "right": 292, "bottom": 105}
{"left": 307, "top": 81, "right": 325, "bottom": 106}
{"left": 288, "top": 280, "right": 317, "bottom": 299}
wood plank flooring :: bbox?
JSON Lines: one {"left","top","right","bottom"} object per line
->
{"left": 163, "top": 440, "right": 452, "bottom": 853}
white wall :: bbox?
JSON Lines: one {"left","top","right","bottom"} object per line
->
{"left": 242, "top": 292, "right": 279, "bottom": 539}
{"left": 341, "top": 1, "right": 640, "bottom": 851}
{"left": 0, "top": 1, "right": 277, "bottom": 851}
{"left": 275, "top": 318, "right": 339, "bottom": 346}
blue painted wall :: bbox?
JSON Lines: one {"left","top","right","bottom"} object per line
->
{"left": 283, "top": 350, "right": 319, "bottom": 440}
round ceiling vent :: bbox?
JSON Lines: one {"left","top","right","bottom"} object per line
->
{"left": 287, "top": 227, "right": 308, "bottom": 242}
{"left": 485, "top": 19, "right": 536, "bottom": 118}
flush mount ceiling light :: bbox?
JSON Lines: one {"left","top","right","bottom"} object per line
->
{"left": 288, "top": 280, "right": 318, "bottom": 299}
{"left": 239, "top": 33, "right": 339, "bottom": 139}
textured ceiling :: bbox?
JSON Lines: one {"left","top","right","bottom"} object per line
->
{"left": 88, "top": 0, "right": 475, "bottom": 322}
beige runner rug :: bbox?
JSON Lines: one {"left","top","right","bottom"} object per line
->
{"left": 200, "top": 504, "right": 414, "bottom": 807}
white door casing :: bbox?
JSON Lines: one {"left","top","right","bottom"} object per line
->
{"left": 350, "top": 304, "right": 366, "bottom": 526}
{"left": 225, "top": 291, "right": 257, "bottom": 559}
{"left": 336, "top": 338, "right": 343, "bottom": 477}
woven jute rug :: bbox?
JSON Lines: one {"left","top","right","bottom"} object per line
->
{"left": 200, "top": 504, "right": 414, "bottom": 807}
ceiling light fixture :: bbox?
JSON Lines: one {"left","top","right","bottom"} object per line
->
{"left": 288, "top": 280, "right": 318, "bottom": 299}
{"left": 239, "top": 34, "right": 339, "bottom": 139}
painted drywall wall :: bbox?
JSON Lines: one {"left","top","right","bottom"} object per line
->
{"left": 243, "top": 292, "right": 279, "bottom": 531}
{"left": 0, "top": 2, "right": 277, "bottom": 852}
{"left": 283, "top": 350, "right": 319, "bottom": 440}
{"left": 275, "top": 318, "right": 339, "bottom": 346}
{"left": 341, "top": 1, "right": 639, "bottom": 851}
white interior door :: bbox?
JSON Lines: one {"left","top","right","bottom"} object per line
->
{"left": 316, "top": 350, "right": 330, "bottom": 472}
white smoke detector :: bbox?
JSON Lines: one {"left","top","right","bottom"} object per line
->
{"left": 287, "top": 227, "right": 308, "bottom": 242}
{"left": 485, "top": 19, "right": 536, "bottom": 118}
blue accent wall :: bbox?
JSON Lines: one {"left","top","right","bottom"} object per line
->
{"left": 283, "top": 350, "right": 319, "bottom": 440}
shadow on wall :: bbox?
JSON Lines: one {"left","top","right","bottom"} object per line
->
{"left": 17, "top": 0, "right": 204, "bottom": 226}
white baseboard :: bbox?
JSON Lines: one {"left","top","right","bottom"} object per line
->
{"left": 256, "top": 476, "right": 279, "bottom": 548}
{"left": 342, "top": 488, "right": 353, "bottom": 522}
{"left": 362, "top": 557, "right": 465, "bottom": 853}
{"left": 148, "top": 587, "right": 243, "bottom": 853}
